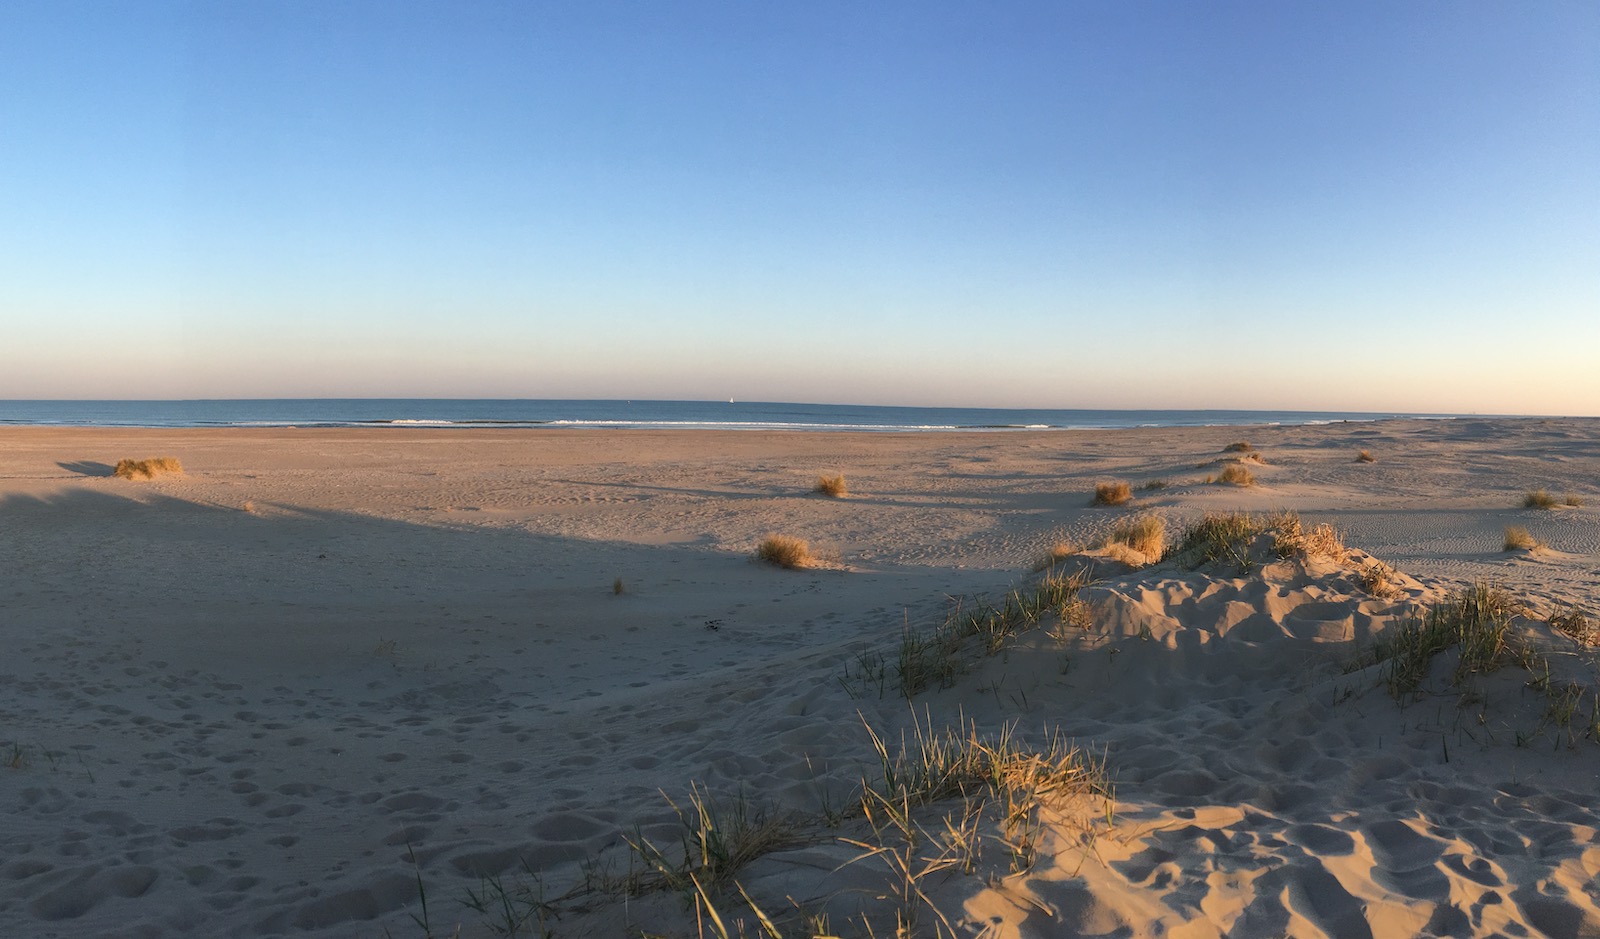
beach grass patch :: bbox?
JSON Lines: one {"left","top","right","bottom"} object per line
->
{"left": 1168, "top": 512, "right": 1265, "bottom": 568}
{"left": 1565, "top": 494, "right": 1586, "bottom": 507}
{"left": 113, "top": 456, "right": 183, "bottom": 480}
{"left": 1208, "top": 465, "right": 1255, "bottom": 487}
{"left": 1362, "top": 585, "right": 1519, "bottom": 698}
{"left": 624, "top": 783, "right": 800, "bottom": 897}
{"left": 1223, "top": 441, "right": 1254, "bottom": 453}
{"left": 1504, "top": 526, "right": 1541, "bottom": 552}
{"left": 1092, "top": 481, "right": 1132, "bottom": 506}
{"left": 814, "top": 474, "right": 848, "bottom": 498}
{"left": 1356, "top": 450, "right": 1376, "bottom": 463}
{"left": 756, "top": 535, "right": 814, "bottom": 569}
{"left": 1139, "top": 479, "right": 1169, "bottom": 491}
{"left": 1524, "top": 489, "right": 1559, "bottom": 509}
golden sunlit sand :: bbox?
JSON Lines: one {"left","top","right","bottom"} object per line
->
{"left": 2, "top": 419, "right": 1598, "bottom": 938}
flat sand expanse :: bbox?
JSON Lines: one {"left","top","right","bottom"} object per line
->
{"left": 1, "top": 419, "right": 1597, "bottom": 938}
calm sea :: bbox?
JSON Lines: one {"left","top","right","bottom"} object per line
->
{"left": 0, "top": 400, "right": 1470, "bottom": 431}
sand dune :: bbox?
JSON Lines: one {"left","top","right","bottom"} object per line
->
{"left": 1, "top": 419, "right": 1596, "bottom": 937}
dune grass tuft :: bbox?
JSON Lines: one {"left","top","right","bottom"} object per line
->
{"left": 1363, "top": 585, "right": 1520, "bottom": 698}
{"left": 1564, "top": 494, "right": 1585, "bottom": 507}
{"left": 1031, "top": 542, "right": 1077, "bottom": 572}
{"left": 1140, "top": 479, "right": 1169, "bottom": 491}
{"left": 1356, "top": 450, "right": 1376, "bottom": 463}
{"left": 1106, "top": 515, "right": 1165, "bottom": 561}
{"left": 756, "top": 535, "right": 814, "bottom": 569}
{"left": 1524, "top": 489, "right": 1559, "bottom": 509}
{"left": 1223, "top": 441, "right": 1254, "bottom": 453}
{"left": 113, "top": 456, "right": 183, "bottom": 480}
{"left": 1504, "top": 525, "right": 1541, "bottom": 552}
{"left": 613, "top": 577, "right": 625, "bottom": 595}
{"left": 1207, "top": 464, "right": 1255, "bottom": 486}
{"left": 814, "top": 474, "right": 848, "bottom": 498}
{"left": 1092, "top": 481, "right": 1132, "bottom": 506}
{"left": 1167, "top": 512, "right": 1263, "bottom": 568}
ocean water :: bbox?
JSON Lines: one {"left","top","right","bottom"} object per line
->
{"left": 0, "top": 399, "right": 1469, "bottom": 431}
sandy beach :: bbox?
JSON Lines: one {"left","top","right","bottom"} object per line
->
{"left": 2, "top": 419, "right": 1597, "bottom": 938}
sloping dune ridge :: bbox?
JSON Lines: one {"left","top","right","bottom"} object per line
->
{"left": 0, "top": 418, "right": 1597, "bottom": 938}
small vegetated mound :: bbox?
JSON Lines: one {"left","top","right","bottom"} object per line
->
{"left": 1092, "top": 480, "right": 1132, "bottom": 506}
{"left": 1504, "top": 525, "right": 1541, "bottom": 552}
{"left": 1166, "top": 511, "right": 1347, "bottom": 573}
{"left": 814, "top": 473, "right": 848, "bottom": 498}
{"left": 612, "top": 577, "right": 625, "bottom": 595}
{"left": 113, "top": 456, "right": 182, "bottom": 480}
{"left": 1206, "top": 464, "right": 1255, "bottom": 486}
{"left": 756, "top": 535, "right": 813, "bottom": 569}
{"left": 1223, "top": 441, "right": 1254, "bottom": 453}
{"left": 1524, "top": 489, "right": 1559, "bottom": 509}
{"left": 1566, "top": 494, "right": 1587, "bottom": 507}
{"left": 1140, "top": 479, "right": 1169, "bottom": 491}
{"left": 1356, "top": 449, "right": 1376, "bottom": 463}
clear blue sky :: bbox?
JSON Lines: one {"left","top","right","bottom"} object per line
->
{"left": 4, "top": 1, "right": 1597, "bottom": 413}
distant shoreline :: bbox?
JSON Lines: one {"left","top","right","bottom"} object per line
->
{"left": 0, "top": 398, "right": 1505, "bottom": 432}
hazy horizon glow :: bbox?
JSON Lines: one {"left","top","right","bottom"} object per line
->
{"left": 5, "top": 2, "right": 1597, "bottom": 414}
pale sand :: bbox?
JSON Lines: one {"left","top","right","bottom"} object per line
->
{"left": 1, "top": 419, "right": 1597, "bottom": 938}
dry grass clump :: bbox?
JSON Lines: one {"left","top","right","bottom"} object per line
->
{"left": 1092, "top": 481, "right": 1132, "bottom": 506}
{"left": 1207, "top": 464, "right": 1255, "bottom": 486}
{"left": 1524, "top": 489, "right": 1559, "bottom": 509}
{"left": 1564, "top": 494, "right": 1586, "bottom": 507}
{"left": 1223, "top": 441, "right": 1254, "bottom": 453}
{"left": 1271, "top": 512, "right": 1347, "bottom": 563}
{"left": 113, "top": 456, "right": 183, "bottom": 480}
{"left": 1356, "top": 450, "right": 1376, "bottom": 463}
{"left": 1031, "top": 542, "right": 1077, "bottom": 572}
{"left": 1358, "top": 561, "right": 1399, "bottom": 598}
{"left": 1140, "top": 479, "right": 1169, "bottom": 491}
{"left": 757, "top": 535, "right": 814, "bottom": 569}
{"left": 1106, "top": 515, "right": 1165, "bottom": 560}
{"left": 1549, "top": 607, "right": 1594, "bottom": 645}
{"left": 815, "top": 474, "right": 848, "bottom": 498}
{"left": 1504, "top": 525, "right": 1541, "bottom": 551}
{"left": 612, "top": 577, "right": 625, "bottom": 595}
